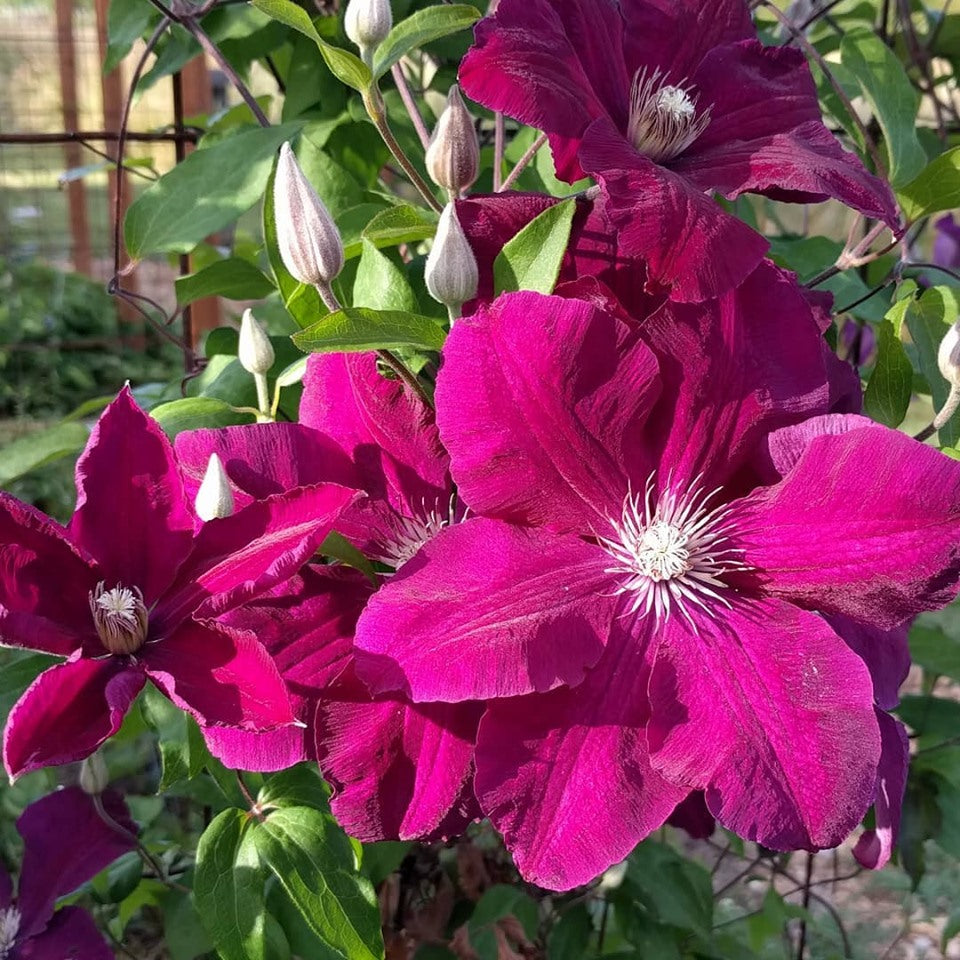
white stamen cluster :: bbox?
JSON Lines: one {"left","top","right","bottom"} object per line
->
{"left": 89, "top": 582, "right": 149, "bottom": 655}
{"left": 0, "top": 907, "right": 20, "bottom": 960}
{"left": 372, "top": 499, "right": 458, "bottom": 569}
{"left": 627, "top": 68, "right": 711, "bottom": 163}
{"left": 599, "top": 475, "right": 745, "bottom": 627}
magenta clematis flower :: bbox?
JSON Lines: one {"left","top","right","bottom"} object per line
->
{"left": 460, "top": 0, "right": 898, "bottom": 301}
{"left": 0, "top": 787, "right": 137, "bottom": 960}
{"left": 352, "top": 283, "right": 960, "bottom": 889}
{"left": 0, "top": 388, "right": 359, "bottom": 778}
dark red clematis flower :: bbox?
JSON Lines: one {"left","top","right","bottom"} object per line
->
{"left": 0, "top": 388, "right": 359, "bottom": 778}
{"left": 460, "top": 0, "right": 898, "bottom": 301}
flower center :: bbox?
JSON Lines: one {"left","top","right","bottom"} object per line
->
{"left": 0, "top": 907, "right": 20, "bottom": 960}
{"left": 89, "top": 582, "right": 149, "bottom": 655}
{"left": 371, "top": 498, "right": 459, "bottom": 570}
{"left": 627, "top": 68, "right": 711, "bottom": 163}
{"left": 599, "top": 475, "right": 745, "bottom": 627}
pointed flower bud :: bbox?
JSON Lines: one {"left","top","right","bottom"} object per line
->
{"left": 274, "top": 142, "right": 344, "bottom": 286}
{"left": 238, "top": 308, "right": 275, "bottom": 376}
{"left": 426, "top": 85, "right": 479, "bottom": 195}
{"left": 80, "top": 752, "right": 109, "bottom": 795}
{"left": 195, "top": 453, "right": 235, "bottom": 522}
{"left": 344, "top": 0, "right": 392, "bottom": 64}
{"left": 938, "top": 320, "right": 960, "bottom": 387}
{"left": 425, "top": 203, "right": 478, "bottom": 310}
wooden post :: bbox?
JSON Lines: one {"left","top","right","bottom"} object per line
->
{"left": 55, "top": 0, "right": 92, "bottom": 275}
{"left": 174, "top": 56, "right": 221, "bottom": 351}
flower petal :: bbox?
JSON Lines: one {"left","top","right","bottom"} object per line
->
{"left": 734, "top": 421, "right": 960, "bottom": 628}
{"left": 580, "top": 118, "right": 769, "bottom": 302}
{"left": 158, "top": 483, "right": 359, "bottom": 626}
{"left": 647, "top": 598, "right": 880, "bottom": 850}
{"left": 143, "top": 619, "right": 295, "bottom": 731}
{"left": 300, "top": 353, "right": 450, "bottom": 514}
{"left": 853, "top": 712, "right": 909, "bottom": 870}
{"left": 354, "top": 518, "right": 617, "bottom": 701}
{"left": 17, "top": 788, "right": 137, "bottom": 934}
{"left": 69, "top": 387, "right": 194, "bottom": 605}
{"left": 0, "top": 863, "right": 10, "bottom": 909}
{"left": 459, "top": 0, "right": 628, "bottom": 181}
{"left": 437, "top": 291, "right": 659, "bottom": 532}
{"left": 205, "top": 566, "right": 374, "bottom": 770}
{"left": 667, "top": 792, "right": 716, "bottom": 840}
{"left": 678, "top": 41, "right": 898, "bottom": 226}
{"left": 174, "top": 422, "right": 356, "bottom": 513}
{"left": 826, "top": 614, "right": 909, "bottom": 712}
{"left": 318, "top": 695, "right": 483, "bottom": 841}
{"left": 0, "top": 493, "right": 98, "bottom": 656}
{"left": 476, "top": 622, "right": 686, "bottom": 890}
{"left": 3, "top": 656, "right": 145, "bottom": 779}
{"left": 18, "top": 906, "right": 114, "bottom": 960}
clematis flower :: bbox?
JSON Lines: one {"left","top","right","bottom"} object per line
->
{"left": 174, "top": 359, "right": 483, "bottom": 836}
{"left": 352, "top": 282, "right": 960, "bottom": 890}
{"left": 460, "top": 0, "right": 898, "bottom": 301}
{"left": 0, "top": 388, "right": 359, "bottom": 778}
{"left": 0, "top": 787, "right": 137, "bottom": 960}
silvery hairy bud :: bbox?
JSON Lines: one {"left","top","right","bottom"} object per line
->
{"left": 195, "top": 453, "right": 235, "bottom": 522}
{"left": 425, "top": 85, "right": 480, "bottom": 195}
{"left": 274, "top": 142, "right": 344, "bottom": 287}
{"left": 344, "top": 0, "right": 392, "bottom": 65}
{"left": 79, "top": 752, "right": 109, "bottom": 795}
{"left": 938, "top": 320, "right": 960, "bottom": 388}
{"left": 425, "top": 203, "right": 479, "bottom": 311}
{"left": 238, "top": 308, "right": 275, "bottom": 376}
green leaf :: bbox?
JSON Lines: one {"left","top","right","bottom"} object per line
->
{"left": 252, "top": 806, "right": 383, "bottom": 960}
{"left": 274, "top": 357, "right": 309, "bottom": 390}
{"left": 0, "top": 650, "right": 58, "bottom": 720}
{"left": 251, "top": 0, "right": 372, "bottom": 91}
{"left": 194, "top": 810, "right": 284, "bottom": 960}
{"left": 349, "top": 204, "right": 437, "bottom": 259}
{"left": 125, "top": 124, "right": 300, "bottom": 258}
{"left": 105, "top": 0, "right": 159, "bottom": 73}
{"left": 320, "top": 531, "right": 379, "bottom": 582}
{"left": 353, "top": 240, "right": 418, "bottom": 312}
{"left": 292, "top": 307, "right": 445, "bottom": 353}
{"left": 910, "top": 621, "right": 960, "bottom": 682}
{"left": 840, "top": 28, "right": 926, "bottom": 186}
{"left": 546, "top": 904, "right": 593, "bottom": 960}
{"left": 863, "top": 318, "right": 912, "bottom": 427}
{"left": 140, "top": 687, "right": 211, "bottom": 790}
{"left": 898, "top": 147, "right": 960, "bottom": 222}
{"left": 258, "top": 765, "right": 332, "bottom": 814}
{"left": 0, "top": 420, "right": 88, "bottom": 487}
{"left": 493, "top": 199, "right": 575, "bottom": 295}
{"left": 176, "top": 259, "right": 276, "bottom": 306}
{"left": 904, "top": 286, "right": 960, "bottom": 446}
{"left": 373, "top": 4, "right": 482, "bottom": 79}
{"left": 151, "top": 398, "right": 256, "bottom": 438}
{"left": 162, "top": 888, "right": 215, "bottom": 960}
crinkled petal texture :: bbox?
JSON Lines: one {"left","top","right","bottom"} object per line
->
{"left": 826, "top": 614, "right": 909, "bottom": 712}
{"left": 734, "top": 415, "right": 960, "bottom": 628}
{"left": 207, "top": 566, "right": 372, "bottom": 771}
{"left": 17, "top": 787, "right": 136, "bottom": 935}
{"left": 355, "top": 518, "right": 617, "bottom": 702}
{"left": 853, "top": 712, "right": 909, "bottom": 870}
{"left": 647, "top": 599, "right": 880, "bottom": 850}
{"left": 4, "top": 656, "right": 145, "bottom": 778}
{"left": 69, "top": 386, "right": 195, "bottom": 605}
{"left": 476, "top": 621, "right": 686, "bottom": 890}
{"left": 18, "top": 906, "right": 114, "bottom": 960}
{"left": 0, "top": 494, "right": 99, "bottom": 657}
{"left": 318, "top": 693, "right": 483, "bottom": 842}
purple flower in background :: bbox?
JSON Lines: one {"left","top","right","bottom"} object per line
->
{"left": 460, "top": 0, "right": 898, "bottom": 300}
{"left": 0, "top": 787, "right": 136, "bottom": 960}
{"left": 352, "top": 280, "right": 960, "bottom": 890}
{"left": 0, "top": 388, "right": 359, "bottom": 778}
{"left": 933, "top": 213, "right": 960, "bottom": 270}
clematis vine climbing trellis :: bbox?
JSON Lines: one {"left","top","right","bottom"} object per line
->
{"left": 5, "top": 0, "right": 960, "bottom": 957}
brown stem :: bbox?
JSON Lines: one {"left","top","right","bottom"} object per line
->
{"left": 499, "top": 132, "right": 547, "bottom": 192}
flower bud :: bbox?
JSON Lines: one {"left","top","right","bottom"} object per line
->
{"left": 939, "top": 320, "right": 960, "bottom": 388}
{"left": 344, "top": 0, "right": 392, "bottom": 64}
{"left": 274, "top": 142, "right": 344, "bottom": 286}
{"left": 425, "top": 203, "right": 478, "bottom": 310}
{"left": 195, "top": 453, "right": 235, "bottom": 522}
{"left": 238, "top": 308, "right": 275, "bottom": 376}
{"left": 425, "top": 85, "right": 479, "bottom": 195}
{"left": 80, "top": 752, "right": 109, "bottom": 795}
